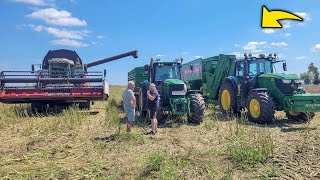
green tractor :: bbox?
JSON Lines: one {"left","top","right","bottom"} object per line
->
{"left": 128, "top": 58, "right": 205, "bottom": 124}
{"left": 182, "top": 53, "right": 320, "bottom": 123}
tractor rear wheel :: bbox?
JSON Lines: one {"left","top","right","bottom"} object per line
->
{"left": 139, "top": 88, "right": 147, "bottom": 118}
{"left": 79, "top": 102, "right": 91, "bottom": 110}
{"left": 219, "top": 82, "right": 238, "bottom": 115}
{"left": 247, "top": 91, "right": 275, "bottom": 124}
{"left": 286, "top": 111, "right": 315, "bottom": 122}
{"left": 188, "top": 93, "right": 205, "bottom": 124}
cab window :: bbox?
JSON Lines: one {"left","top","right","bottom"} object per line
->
{"left": 236, "top": 62, "right": 244, "bottom": 76}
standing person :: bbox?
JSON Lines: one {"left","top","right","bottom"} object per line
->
{"left": 122, "top": 81, "right": 136, "bottom": 133}
{"left": 147, "top": 83, "right": 159, "bottom": 135}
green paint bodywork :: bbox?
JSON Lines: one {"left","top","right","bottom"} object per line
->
{"left": 182, "top": 54, "right": 320, "bottom": 113}
{"left": 129, "top": 61, "right": 190, "bottom": 115}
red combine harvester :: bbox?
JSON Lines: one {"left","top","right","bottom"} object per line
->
{"left": 0, "top": 49, "right": 138, "bottom": 111}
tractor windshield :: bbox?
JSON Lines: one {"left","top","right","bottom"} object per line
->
{"left": 248, "top": 59, "right": 273, "bottom": 77}
{"left": 155, "top": 65, "right": 181, "bottom": 82}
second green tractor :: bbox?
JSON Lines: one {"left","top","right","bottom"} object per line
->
{"left": 128, "top": 58, "right": 205, "bottom": 124}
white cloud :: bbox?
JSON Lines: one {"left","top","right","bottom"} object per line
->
{"left": 156, "top": 54, "right": 166, "bottom": 57}
{"left": 27, "top": 8, "right": 87, "bottom": 26}
{"left": 182, "top": 52, "right": 189, "bottom": 55}
{"left": 262, "top": 29, "right": 277, "bottom": 34}
{"left": 280, "top": 33, "right": 291, "bottom": 37}
{"left": 51, "top": 39, "right": 88, "bottom": 47}
{"left": 194, "top": 56, "right": 203, "bottom": 59}
{"left": 283, "top": 21, "right": 291, "bottom": 29}
{"left": 13, "top": 0, "right": 46, "bottom": 6}
{"left": 243, "top": 41, "right": 267, "bottom": 50}
{"left": 295, "top": 12, "right": 311, "bottom": 21}
{"left": 271, "top": 42, "right": 288, "bottom": 47}
{"left": 296, "top": 56, "right": 307, "bottom": 60}
{"left": 96, "top": 35, "right": 104, "bottom": 39}
{"left": 234, "top": 44, "right": 240, "bottom": 47}
{"left": 31, "top": 25, "right": 89, "bottom": 40}
{"left": 231, "top": 52, "right": 241, "bottom": 58}
{"left": 311, "top": 44, "right": 320, "bottom": 52}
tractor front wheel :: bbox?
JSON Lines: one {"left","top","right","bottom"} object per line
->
{"left": 188, "top": 93, "right": 205, "bottom": 124}
{"left": 247, "top": 91, "right": 275, "bottom": 124}
{"left": 286, "top": 111, "right": 315, "bottom": 122}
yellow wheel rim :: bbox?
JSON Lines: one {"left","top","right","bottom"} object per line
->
{"left": 288, "top": 111, "right": 300, "bottom": 116}
{"left": 221, "top": 89, "right": 231, "bottom": 110}
{"left": 249, "top": 99, "right": 261, "bottom": 118}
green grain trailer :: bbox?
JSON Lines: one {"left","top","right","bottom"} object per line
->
{"left": 182, "top": 54, "right": 320, "bottom": 124}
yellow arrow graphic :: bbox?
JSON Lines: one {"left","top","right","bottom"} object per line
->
{"left": 261, "top": 6, "right": 303, "bottom": 28}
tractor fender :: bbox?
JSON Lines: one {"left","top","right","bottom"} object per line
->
{"left": 222, "top": 76, "right": 240, "bottom": 90}
{"left": 248, "top": 88, "right": 268, "bottom": 94}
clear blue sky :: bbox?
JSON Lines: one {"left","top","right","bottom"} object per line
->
{"left": 1, "top": 0, "right": 320, "bottom": 85}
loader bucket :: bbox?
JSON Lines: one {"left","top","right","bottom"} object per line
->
{"left": 292, "top": 94, "right": 320, "bottom": 112}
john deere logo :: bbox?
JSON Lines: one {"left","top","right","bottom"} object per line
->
{"left": 305, "top": 104, "right": 320, "bottom": 108}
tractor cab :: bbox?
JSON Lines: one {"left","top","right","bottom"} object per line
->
{"left": 144, "top": 58, "right": 183, "bottom": 91}
{"left": 48, "top": 58, "right": 74, "bottom": 78}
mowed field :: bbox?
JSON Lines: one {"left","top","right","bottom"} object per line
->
{"left": 0, "top": 85, "right": 320, "bottom": 179}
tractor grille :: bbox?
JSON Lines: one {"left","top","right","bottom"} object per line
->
{"left": 275, "top": 79, "right": 299, "bottom": 94}
{"left": 169, "top": 84, "right": 185, "bottom": 98}
{"left": 176, "top": 103, "right": 183, "bottom": 112}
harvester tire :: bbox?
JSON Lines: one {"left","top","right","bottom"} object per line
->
{"left": 79, "top": 102, "right": 91, "bottom": 110}
{"left": 219, "top": 82, "right": 238, "bottom": 115}
{"left": 31, "top": 103, "right": 47, "bottom": 113}
{"left": 286, "top": 111, "right": 315, "bottom": 122}
{"left": 247, "top": 91, "right": 275, "bottom": 124}
{"left": 188, "top": 93, "right": 205, "bottom": 124}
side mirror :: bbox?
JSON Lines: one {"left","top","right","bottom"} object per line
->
{"left": 104, "top": 69, "right": 107, "bottom": 77}
{"left": 283, "top": 62, "right": 287, "bottom": 71}
{"left": 31, "top": 65, "right": 35, "bottom": 72}
{"left": 144, "top": 65, "right": 149, "bottom": 72}
{"left": 190, "top": 64, "right": 194, "bottom": 71}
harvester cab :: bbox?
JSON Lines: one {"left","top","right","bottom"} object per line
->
{"left": 129, "top": 58, "right": 205, "bottom": 124}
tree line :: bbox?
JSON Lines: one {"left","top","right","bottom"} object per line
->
{"left": 300, "top": 63, "right": 320, "bottom": 85}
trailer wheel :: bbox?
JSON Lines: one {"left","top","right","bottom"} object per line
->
{"left": 219, "top": 82, "right": 238, "bottom": 115}
{"left": 79, "top": 102, "right": 91, "bottom": 110}
{"left": 247, "top": 91, "right": 275, "bottom": 124}
{"left": 188, "top": 93, "right": 205, "bottom": 124}
{"left": 286, "top": 111, "right": 315, "bottom": 122}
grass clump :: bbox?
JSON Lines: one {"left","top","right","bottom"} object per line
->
{"left": 226, "top": 122, "right": 274, "bottom": 166}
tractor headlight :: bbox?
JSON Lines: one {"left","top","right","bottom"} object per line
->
{"left": 282, "top": 79, "right": 292, "bottom": 84}
{"left": 294, "top": 80, "right": 304, "bottom": 84}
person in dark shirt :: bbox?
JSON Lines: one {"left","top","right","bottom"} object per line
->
{"left": 147, "top": 83, "right": 159, "bottom": 135}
